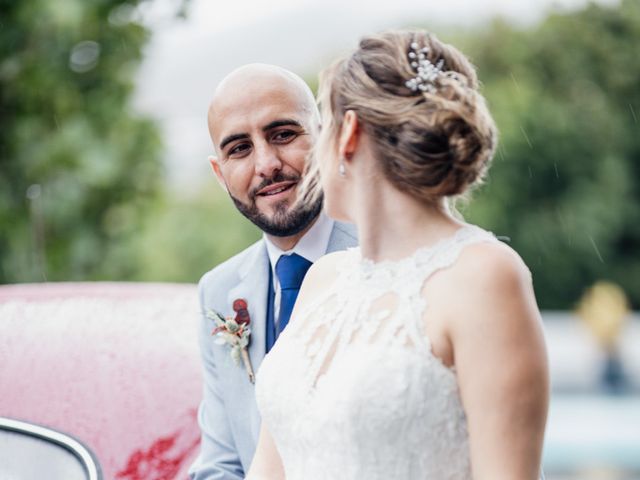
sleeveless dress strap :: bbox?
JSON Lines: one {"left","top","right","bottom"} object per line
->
{"left": 405, "top": 225, "right": 500, "bottom": 356}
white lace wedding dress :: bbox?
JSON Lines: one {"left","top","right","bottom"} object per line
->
{"left": 255, "top": 225, "right": 498, "bottom": 479}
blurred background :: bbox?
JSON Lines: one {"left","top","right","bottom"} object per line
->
{"left": 1, "top": 0, "right": 638, "bottom": 478}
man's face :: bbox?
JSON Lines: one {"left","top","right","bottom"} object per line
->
{"left": 209, "top": 75, "right": 322, "bottom": 237}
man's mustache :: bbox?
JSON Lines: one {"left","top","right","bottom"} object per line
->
{"left": 249, "top": 172, "right": 301, "bottom": 200}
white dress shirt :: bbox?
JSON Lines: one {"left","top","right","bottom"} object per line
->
{"left": 263, "top": 212, "right": 335, "bottom": 324}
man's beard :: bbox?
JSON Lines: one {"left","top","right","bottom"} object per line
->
{"left": 230, "top": 173, "right": 323, "bottom": 237}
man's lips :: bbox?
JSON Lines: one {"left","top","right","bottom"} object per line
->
{"left": 255, "top": 181, "right": 298, "bottom": 197}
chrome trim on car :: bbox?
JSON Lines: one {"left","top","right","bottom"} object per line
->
{"left": 0, "top": 417, "right": 101, "bottom": 480}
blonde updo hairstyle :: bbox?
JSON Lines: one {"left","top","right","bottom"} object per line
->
{"left": 308, "top": 30, "right": 497, "bottom": 205}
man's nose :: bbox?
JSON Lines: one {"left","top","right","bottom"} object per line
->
{"left": 254, "top": 143, "right": 283, "bottom": 178}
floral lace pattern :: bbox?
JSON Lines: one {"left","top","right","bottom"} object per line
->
{"left": 255, "top": 225, "right": 498, "bottom": 479}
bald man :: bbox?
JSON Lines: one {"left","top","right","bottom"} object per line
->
{"left": 189, "top": 65, "right": 357, "bottom": 479}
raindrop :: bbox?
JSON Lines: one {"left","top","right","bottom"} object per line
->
{"left": 498, "top": 146, "right": 506, "bottom": 162}
{"left": 69, "top": 41, "right": 101, "bottom": 73}
{"left": 528, "top": 166, "right": 533, "bottom": 179}
{"left": 26, "top": 184, "right": 41, "bottom": 200}
{"left": 520, "top": 126, "right": 533, "bottom": 149}
{"left": 630, "top": 104, "right": 638, "bottom": 124}
{"left": 588, "top": 235, "right": 604, "bottom": 263}
{"left": 510, "top": 72, "right": 520, "bottom": 92}
{"left": 554, "top": 163, "right": 559, "bottom": 179}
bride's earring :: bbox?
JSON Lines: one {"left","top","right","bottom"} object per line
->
{"left": 338, "top": 159, "right": 347, "bottom": 177}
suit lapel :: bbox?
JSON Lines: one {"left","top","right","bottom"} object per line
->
{"left": 223, "top": 224, "right": 356, "bottom": 449}
{"left": 227, "top": 241, "right": 269, "bottom": 376}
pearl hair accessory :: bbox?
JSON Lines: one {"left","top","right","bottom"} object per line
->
{"left": 405, "top": 41, "right": 445, "bottom": 93}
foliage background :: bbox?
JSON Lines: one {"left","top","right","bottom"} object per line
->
{"left": 1, "top": 0, "right": 638, "bottom": 309}
{"left": 458, "top": 0, "right": 640, "bottom": 308}
{"left": 0, "top": 0, "right": 164, "bottom": 282}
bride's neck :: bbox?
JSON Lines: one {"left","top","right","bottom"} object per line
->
{"left": 353, "top": 180, "right": 463, "bottom": 263}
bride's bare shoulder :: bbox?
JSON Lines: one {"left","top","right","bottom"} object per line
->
{"left": 431, "top": 239, "right": 539, "bottom": 334}
{"left": 437, "top": 239, "right": 531, "bottom": 300}
{"left": 426, "top": 239, "right": 534, "bottom": 316}
{"left": 456, "top": 240, "right": 532, "bottom": 288}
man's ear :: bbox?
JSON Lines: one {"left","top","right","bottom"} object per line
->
{"left": 338, "top": 110, "right": 360, "bottom": 162}
{"left": 209, "top": 155, "right": 228, "bottom": 192}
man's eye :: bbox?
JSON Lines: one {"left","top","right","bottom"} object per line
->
{"left": 228, "top": 143, "right": 251, "bottom": 156}
{"left": 272, "top": 130, "right": 297, "bottom": 143}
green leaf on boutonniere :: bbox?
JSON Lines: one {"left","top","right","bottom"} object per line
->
{"left": 206, "top": 302, "right": 255, "bottom": 383}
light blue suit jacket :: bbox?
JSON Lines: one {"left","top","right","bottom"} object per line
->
{"left": 189, "top": 222, "right": 358, "bottom": 479}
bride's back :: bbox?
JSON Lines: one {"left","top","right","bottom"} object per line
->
{"left": 257, "top": 225, "right": 503, "bottom": 479}
{"left": 250, "top": 29, "right": 548, "bottom": 480}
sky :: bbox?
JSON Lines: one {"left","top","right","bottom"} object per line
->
{"left": 132, "top": 0, "right": 620, "bottom": 192}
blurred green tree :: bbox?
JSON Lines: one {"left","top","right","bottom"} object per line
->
{"left": 458, "top": 0, "right": 640, "bottom": 308}
{"left": 125, "top": 185, "right": 260, "bottom": 283}
{"left": 0, "top": 0, "right": 164, "bottom": 282}
{"left": 3, "top": 0, "right": 638, "bottom": 310}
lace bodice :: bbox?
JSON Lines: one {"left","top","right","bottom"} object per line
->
{"left": 255, "top": 225, "right": 498, "bottom": 479}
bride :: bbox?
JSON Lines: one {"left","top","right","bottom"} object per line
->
{"left": 247, "top": 29, "right": 549, "bottom": 480}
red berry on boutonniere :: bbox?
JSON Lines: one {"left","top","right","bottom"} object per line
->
{"left": 233, "top": 298, "right": 250, "bottom": 326}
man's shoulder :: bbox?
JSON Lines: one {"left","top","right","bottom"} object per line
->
{"left": 199, "top": 239, "right": 265, "bottom": 293}
{"left": 328, "top": 221, "right": 358, "bottom": 252}
{"left": 333, "top": 221, "right": 357, "bottom": 240}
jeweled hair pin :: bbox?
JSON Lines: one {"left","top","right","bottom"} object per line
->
{"left": 405, "top": 41, "right": 445, "bottom": 93}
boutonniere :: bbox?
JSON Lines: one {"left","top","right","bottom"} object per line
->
{"left": 207, "top": 299, "right": 255, "bottom": 383}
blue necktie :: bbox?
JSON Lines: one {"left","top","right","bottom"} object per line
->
{"left": 275, "top": 253, "right": 312, "bottom": 335}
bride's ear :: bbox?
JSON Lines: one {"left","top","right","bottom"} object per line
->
{"left": 338, "top": 110, "right": 360, "bottom": 162}
{"left": 209, "top": 155, "right": 228, "bottom": 192}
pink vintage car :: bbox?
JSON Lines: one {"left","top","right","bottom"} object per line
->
{"left": 0, "top": 282, "right": 203, "bottom": 479}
